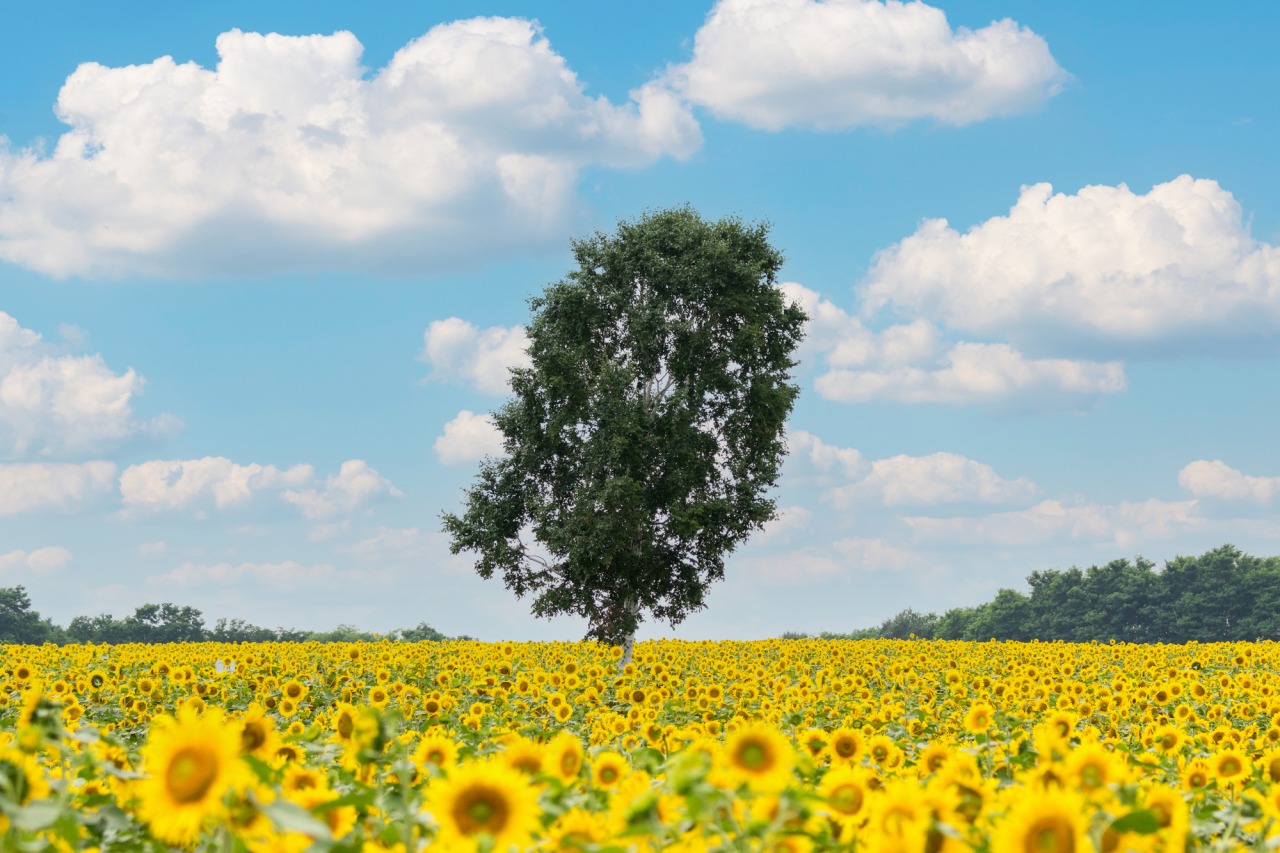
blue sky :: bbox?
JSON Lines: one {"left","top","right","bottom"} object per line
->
{"left": 1, "top": 0, "right": 1277, "bottom": 640}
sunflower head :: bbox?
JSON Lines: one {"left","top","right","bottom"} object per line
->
{"left": 426, "top": 760, "right": 540, "bottom": 852}
{"left": 723, "top": 724, "right": 796, "bottom": 792}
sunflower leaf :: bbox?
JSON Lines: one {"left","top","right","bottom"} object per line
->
{"left": 264, "top": 799, "right": 334, "bottom": 839}
{"left": 1109, "top": 809, "right": 1161, "bottom": 834}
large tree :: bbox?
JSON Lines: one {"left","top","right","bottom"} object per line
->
{"left": 443, "top": 207, "right": 806, "bottom": 660}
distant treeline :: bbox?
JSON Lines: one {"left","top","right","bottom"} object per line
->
{"left": 785, "top": 544, "right": 1280, "bottom": 644}
{"left": 0, "top": 593, "right": 470, "bottom": 645}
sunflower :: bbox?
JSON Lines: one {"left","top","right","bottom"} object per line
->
{"left": 1065, "top": 740, "right": 1124, "bottom": 794}
{"left": 281, "top": 680, "right": 308, "bottom": 701}
{"left": 590, "top": 750, "right": 631, "bottom": 790}
{"left": 866, "top": 734, "right": 904, "bottom": 770}
{"left": 236, "top": 705, "right": 279, "bottom": 760}
{"left": 1180, "top": 758, "right": 1211, "bottom": 790}
{"left": 502, "top": 736, "right": 546, "bottom": 777}
{"left": 991, "top": 790, "right": 1089, "bottom": 853}
{"left": 817, "top": 764, "right": 874, "bottom": 830}
{"left": 416, "top": 732, "right": 460, "bottom": 772}
{"left": 962, "top": 702, "right": 995, "bottom": 735}
{"left": 723, "top": 724, "right": 796, "bottom": 792}
{"left": 136, "top": 706, "right": 247, "bottom": 846}
{"left": 425, "top": 759, "right": 541, "bottom": 852}
{"left": 547, "top": 731, "right": 586, "bottom": 784}
{"left": 1211, "top": 748, "right": 1251, "bottom": 785}
{"left": 825, "top": 726, "right": 863, "bottom": 765}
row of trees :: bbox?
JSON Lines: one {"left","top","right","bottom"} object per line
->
{"left": 788, "top": 545, "right": 1280, "bottom": 644}
{"left": 0, "top": 590, "right": 463, "bottom": 645}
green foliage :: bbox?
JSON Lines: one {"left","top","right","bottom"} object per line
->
{"left": 0, "top": 585, "right": 64, "bottom": 644}
{"left": 3, "top": 591, "right": 459, "bottom": 645}
{"left": 792, "top": 544, "right": 1280, "bottom": 643}
{"left": 443, "top": 206, "right": 806, "bottom": 647}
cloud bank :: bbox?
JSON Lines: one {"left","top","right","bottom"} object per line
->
{"left": 670, "top": 0, "right": 1067, "bottom": 130}
{"left": 0, "top": 20, "right": 700, "bottom": 278}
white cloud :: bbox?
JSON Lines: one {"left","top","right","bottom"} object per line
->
{"left": 783, "top": 283, "right": 1126, "bottom": 407}
{"left": 787, "top": 429, "right": 1034, "bottom": 508}
{"left": 343, "top": 526, "right": 429, "bottom": 559}
{"left": 814, "top": 343, "right": 1126, "bottom": 406}
{"left": 1179, "top": 460, "right": 1280, "bottom": 504}
{"left": 138, "top": 540, "right": 167, "bottom": 557}
{"left": 0, "top": 312, "right": 176, "bottom": 457}
{"left": 669, "top": 0, "right": 1067, "bottom": 130}
{"left": 740, "top": 551, "right": 846, "bottom": 583}
{"left": 435, "top": 410, "right": 504, "bottom": 465}
{"left": 281, "top": 459, "right": 403, "bottom": 520}
{"left": 0, "top": 546, "right": 73, "bottom": 576}
{"left": 422, "top": 318, "right": 529, "bottom": 394}
{"left": 786, "top": 429, "right": 867, "bottom": 481}
{"left": 148, "top": 560, "right": 379, "bottom": 590}
{"left": 904, "top": 498, "right": 1202, "bottom": 548}
{"left": 756, "top": 505, "right": 811, "bottom": 543}
{"left": 861, "top": 176, "right": 1280, "bottom": 347}
{"left": 0, "top": 21, "right": 700, "bottom": 278}
{"left": 120, "top": 457, "right": 313, "bottom": 512}
{"left": 826, "top": 452, "right": 1037, "bottom": 507}
{"left": 0, "top": 461, "right": 116, "bottom": 515}
{"left": 833, "top": 537, "right": 916, "bottom": 570}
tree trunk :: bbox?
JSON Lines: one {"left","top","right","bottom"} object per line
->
{"left": 617, "top": 595, "right": 640, "bottom": 673}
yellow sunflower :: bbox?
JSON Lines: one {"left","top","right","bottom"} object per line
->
{"left": 0, "top": 745, "right": 51, "bottom": 806}
{"left": 136, "top": 706, "right": 248, "bottom": 846}
{"left": 722, "top": 723, "right": 796, "bottom": 792}
{"left": 1211, "top": 748, "right": 1251, "bottom": 786}
{"left": 425, "top": 759, "right": 541, "bottom": 852}
{"left": 590, "top": 750, "right": 631, "bottom": 790}
{"left": 547, "top": 731, "right": 585, "bottom": 784}
{"left": 825, "top": 726, "right": 863, "bottom": 765}
{"left": 991, "top": 790, "right": 1089, "bottom": 853}
{"left": 962, "top": 702, "right": 995, "bottom": 736}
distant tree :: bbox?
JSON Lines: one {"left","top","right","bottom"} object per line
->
{"left": 395, "top": 621, "right": 449, "bottom": 642}
{"left": 875, "top": 608, "right": 939, "bottom": 639}
{"left": 444, "top": 207, "right": 806, "bottom": 664}
{"left": 210, "top": 618, "right": 279, "bottom": 643}
{"left": 123, "top": 603, "right": 207, "bottom": 643}
{"left": 0, "top": 586, "right": 62, "bottom": 644}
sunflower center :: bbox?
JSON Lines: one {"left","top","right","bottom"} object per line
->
{"left": 1024, "top": 816, "right": 1074, "bottom": 853}
{"left": 1219, "top": 757, "right": 1242, "bottom": 777}
{"left": 337, "top": 713, "right": 354, "bottom": 740}
{"left": 165, "top": 747, "right": 219, "bottom": 805}
{"left": 829, "top": 783, "right": 864, "bottom": 815}
{"left": 452, "top": 785, "right": 509, "bottom": 835}
{"left": 560, "top": 751, "right": 580, "bottom": 776}
{"left": 738, "top": 740, "right": 772, "bottom": 771}
{"left": 834, "top": 737, "right": 857, "bottom": 758}
{"left": 241, "top": 723, "right": 266, "bottom": 752}
{"left": 599, "top": 766, "right": 619, "bottom": 784}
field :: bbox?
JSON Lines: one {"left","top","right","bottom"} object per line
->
{"left": 3, "top": 638, "right": 1279, "bottom": 851}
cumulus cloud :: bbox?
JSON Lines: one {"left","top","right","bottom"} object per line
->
{"left": 137, "top": 540, "right": 167, "bottom": 557}
{"left": 281, "top": 459, "right": 403, "bottom": 520}
{"left": 783, "top": 283, "right": 1126, "bottom": 407}
{"left": 0, "top": 546, "right": 73, "bottom": 576}
{"left": 1179, "top": 460, "right": 1280, "bottom": 504}
{"left": 826, "top": 452, "right": 1037, "bottom": 507}
{"left": 669, "top": 0, "right": 1067, "bottom": 130}
{"left": 904, "top": 498, "right": 1202, "bottom": 548}
{"left": 0, "top": 312, "right": 176, "bottom": 457}
{"left": 422, "top": 318, "right": 530, "bottom": 394}
{"left": 0, "top": 461, "right": 116, "bottom": 515}
{"left": 435, "top": 410, "right": 505, "bottom": 465}
{"left": 861, "top": 176, "right": 1280, "bottom": 348}
{"left": 120, "top": 457, "right": 313, "bottom": 512}
{"left": 0, "top": 20, "right": 701, "bottom": 278}
{"left": 786, "top": 429, "right": 1034, "bottom": 508}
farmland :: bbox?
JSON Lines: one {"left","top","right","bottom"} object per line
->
{"left": 3, "top": 638, "right": 1278, "bottom": 851}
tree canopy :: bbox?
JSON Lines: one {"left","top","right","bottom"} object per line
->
{"left": 790, "top": 544, "right": 1280, "bottom": 643}
{"left": 443, "top": 206, "right": 807, "bottom": 655}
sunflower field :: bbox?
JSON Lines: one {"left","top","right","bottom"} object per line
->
{"left": 3, "top": 638, "right": 1280, "bottom": 851}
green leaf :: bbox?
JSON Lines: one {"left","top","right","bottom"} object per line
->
{"left": 1109, "top": 809, "right": 1161, "bottom": 834}
{"left": 263, "top": 800, "right": 334, "bottom": 839}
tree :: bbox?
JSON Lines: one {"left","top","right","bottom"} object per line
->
{"left": 0, "top": 586, "right": 62, "bottom": 644}
{"left": 443, "top": 207, "right": 806, "bottom": 662}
